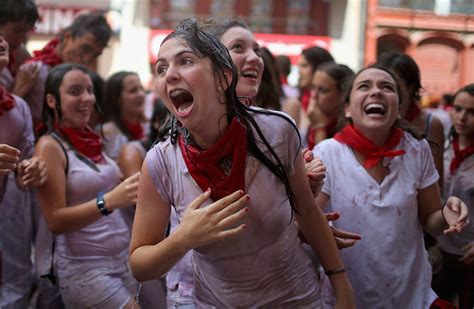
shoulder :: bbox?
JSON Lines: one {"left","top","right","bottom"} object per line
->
{"left": 249, "top": 107, "right": 296, "bottom": 134}
{"left": 313, "top": 138, "right": 345, "bottom": 160}
{"left": 36, "top": 135, "right": 67, "bottom": 162}
{"left": 102, "top": 121, "right": 121, "bottom": 137}
{"left": 12, "top": 94, "right": 31, "bottom": 114}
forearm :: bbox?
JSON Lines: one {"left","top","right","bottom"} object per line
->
{"left": 130, "top": 229, "right": 189, "bottom": 282}
{"left": 424, "top": 209, "right": 447, "bottom": 237}
{"left": 295, "top": 206, "right": 351, "bottom": 294}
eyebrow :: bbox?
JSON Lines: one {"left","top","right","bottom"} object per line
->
{"left": 156, "top": 49, "right": 194, "bottom": 64}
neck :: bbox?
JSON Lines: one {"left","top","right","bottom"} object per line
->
{"left": 189, "top": 116, "right": 229, "bottom": 150}
{"left": 55, "top": 44, "right": 64, "bottom": 61}
{"left": 356, "top": 126, "right": 390, "bottom": 147}
{"left": 458, "top": 133, "right": 474, "bottom": 149}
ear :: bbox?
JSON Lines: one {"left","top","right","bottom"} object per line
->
{"left": 46, "top": 94, "right": 57, "bottom": 109}
{"left": 344, "top": 103, "right": 351, "bottom": 118}
{"left": 217, "top": 69, "right": 233, "bottom": 91}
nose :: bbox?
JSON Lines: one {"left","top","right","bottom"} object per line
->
{"left": 246, "top": 49, "right": 261, "bottom": 64}
{"left": 369, "top": 85, "right": 382, "bottom": 97}
{"left": 165, "top": 64, "right": 179, "bottom": 83}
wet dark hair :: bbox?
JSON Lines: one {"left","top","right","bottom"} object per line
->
{"left": 41, "top": 63, "right": 92, "bottom": 134}
{"left": 255, "top": 47, "right": 282, "bottom": 110}
{"left": 0, "top": 0, "right": 39, "bottom": 27}
{"left": 61, "top": 12, "right": 112, "bottom": 47}
{"left": 143, "top": 97, "right": 169, "bottom": 151}
{"left": 103, "top": 71, "right": 142, "bottom": 140}
{"left": 316, "top": 62, "right": 354, "bottom": 93}
{"left": 88, "top": 70, "right": 105, "bottom": 118}
{"left": 339, "top": 64, "right": 423, "bottom": 139}
{"left": 377, "top": 52, "right": 422, "bottom": 103}
{"left": 301, "top": 46, "right": 334, "bottom": 74}
{"left": 158, "top": 18, "right": 301, "bottom": 213}
{"left": 201, "top": 17, "right": 251, "bottom": 40}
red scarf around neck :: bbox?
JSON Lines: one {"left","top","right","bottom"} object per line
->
{"left": 300, "top": 89, "right": 311, "bottom": 112}
{"left": 56, "top": 125, "right": 103, "bottom": 163}
{"left": 28, "top": 37, "right": 62, "bottom": 67}
{"left": 123, "top": 119, "right": 144, "bottom": 140}
{"left": 334, "top": 124, "right": 406, "bottom": 168}
{"left": 178, "top": 117, "right": 247, "bottom": 201}
{"left": 0, "top": 85, "right": 15, "bottom": 116}
{"left": 450, "top": 135, "right": 474, "bottom": 174}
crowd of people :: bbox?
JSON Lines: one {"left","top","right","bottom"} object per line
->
{"left": 0, "top": 1, "right": 473, "bottom": 308}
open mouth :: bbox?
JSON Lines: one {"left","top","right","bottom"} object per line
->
{"left": 169, "top": 88, "right": 194, "bottom": 114}
{"left": 241, "top": 70, "right": 258, "bottom": 79}
{"left": 364, "top": 103, "right": 386, "bottom": 116}
{"left": 0, "top": 45, "right": 6, "bottom": 53}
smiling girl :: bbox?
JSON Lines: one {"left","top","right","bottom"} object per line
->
{"left": 312, "top": 65, "right": 468, "bottom": 308}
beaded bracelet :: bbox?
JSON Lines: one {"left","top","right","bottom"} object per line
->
{"left": 325, "top": 267, "right": 346, "bottom": 276}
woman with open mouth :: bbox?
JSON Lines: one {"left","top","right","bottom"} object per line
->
{"left": 130, "top": 18, "right": 355, "bottom": 308}
{"left": 312, "top": 65, "right": 469, "bottom": 308}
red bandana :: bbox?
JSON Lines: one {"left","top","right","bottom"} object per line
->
{"left": 307, "top": 117, "right": 338, "bottom": 150}
{"left": 449, "top": 136, "right": 474, "bottom": 174}
{"left": 28, "top": 37, "right": 62, "bottom": 67}
{"left": 300, "top": 90, "right": 311, "bottom": 112}
{"left": 56, "top": 125, "right": 103, "bottom": 163}
{"left": 178, "top": 117, "right": 247, "bottom": 201}
{"left": 334, "top": 124, "right": 406, "bottom": 168}
{"left": 0, "top": 85, "right": 16, "bottom": 116}
{"left": 123, "top": 120, "right": 144, "bottom": 140}
{"left": 405, "top": 102, "right": 421, "bottom": 123}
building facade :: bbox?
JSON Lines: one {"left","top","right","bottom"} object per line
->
{"left": 365, "top": 0, "right": 474, "bottom": 96}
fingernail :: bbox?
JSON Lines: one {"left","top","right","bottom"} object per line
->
{"left": 242, "top": 224, "right": 247, "bottom": 229}
{"left": 206, "top": 187, "right": 211, "bottom": 193}
{"left": 245, "top": 207, "right": 249, "bottom": 212}
{"left": 334, "top": 213, "right": 340, "bottom": 219}
{"left": 246, "top": 195, "right": 250, "bottom": 200}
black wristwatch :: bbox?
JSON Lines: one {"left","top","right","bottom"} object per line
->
{"left": 96, "top": 192, "right": 112, "bottom": 216}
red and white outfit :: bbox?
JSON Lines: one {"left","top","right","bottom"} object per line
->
{"left": 313, "top": 132, "right": 439, "bottom": 308}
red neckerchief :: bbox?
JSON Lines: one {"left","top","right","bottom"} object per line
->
{"left": 123, "top": 119, "right": 144, "bottom": 140}
{"left": 0, "top": 85, "right": 16, "bottom": 116}
{"left": 334, "top": 124, "right": 406, "bottom": 168}
{"left": 178, "top": 117, "right": 247, "bottom": 201}
{"left": 300, "top": 89, "right": 311, "bottom": 112}
{"left": 56, "top": 125, "right": 103, "bottom": 163}
{"left": 450, "top": 135, "right": 474, "bottom": 174}
{"left": 307, "top": 117, "right": 338, "bottom": 150}
{"left": 28, "top": 37, "right": 62, "bottom": 67}
{"left": 405, "top": 102, "right": 421, "bottom": 123}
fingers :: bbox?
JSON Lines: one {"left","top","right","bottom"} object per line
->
{"left": 335, "top": 238, "right": 358, "bottom": 249}
{"left": 216, "top": 193, "right": 249, "bottom": 221}
{"left": 0, "top": 144, "right": 20, "bottom": 172}
{"left": 302, "top": 148, "right": 313, "bottom": 163}
{"left": 331, "top": 226, "right": 362, "bottom": 241}
{"left": 324, "top": 212, "right": 339, "bottom": 221}
{"left": 207, "top": 190, "right": 246, "bottom": 213}
{"left": 188, "top": 188, "right": 212, "bottom": 210}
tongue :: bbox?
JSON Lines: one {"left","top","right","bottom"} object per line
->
{"left": 178, "top": 101, "right": 193, "bottom": 112}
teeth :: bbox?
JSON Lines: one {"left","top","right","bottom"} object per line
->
{"left": 365, "top": 103, "right": 385, "bottom": 112}
{"left": 242, "top": 70, "right": 258, "bottom": 78}
{"left": 177, "top": 102, "right": 192, "bottom": 112}
{"left": 169, "top": 89, "right": 186, "bottom": 98}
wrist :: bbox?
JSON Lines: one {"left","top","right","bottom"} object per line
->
{"left": 97, "top": 192, "right": 113, "bottom": 215}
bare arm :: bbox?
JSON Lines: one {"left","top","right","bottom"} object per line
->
{"left": 290, "top": 154, "right": 354, "bottom": 308}
{"left": 281, "top": 97, "right": 301, "bottom": 128}
{"left": 35, "top": 136, "right": 139, "bottom": 234}
{"left": 418, "top": 183, "right": 468, "bottom": 236}
{"left": 118, "top": 143, "right": 144, "bottom": 178}
{"left": 129, "top": 160, "right": 248, "bottom": 282}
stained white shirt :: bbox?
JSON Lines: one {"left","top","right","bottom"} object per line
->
{"left": 313, "top": 132, "right": 439, "bottom": 309}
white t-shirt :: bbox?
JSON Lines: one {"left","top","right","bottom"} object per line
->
{"left": 313, "top": 132, "right": 439, "bottom": 309}
{"left": 437, "top": 142, "right": 474, "bottom": 255}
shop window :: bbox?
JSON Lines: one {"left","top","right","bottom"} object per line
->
{"left": 286, "top": 0, "right": 310, "bottom": 34}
